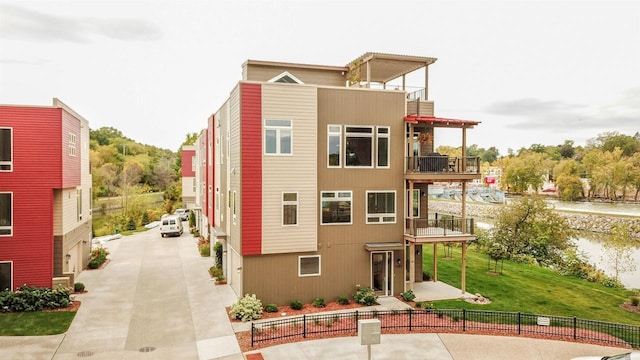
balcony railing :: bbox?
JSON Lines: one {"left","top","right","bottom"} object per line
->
{"left": 406, "top": 156, "right": 480, "bottom": 174}
{"left": 405, "top": 214, "right": 475, "bottom": 238}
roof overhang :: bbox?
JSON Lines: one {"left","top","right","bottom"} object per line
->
{"left": 364, "top": 242, "right": 404, "bottom": 251}
{"left": 405, "top": 115, "right": 480, "bottom": 128}
{"left": 348, "top": 52, "right": 438, "bottom": 84}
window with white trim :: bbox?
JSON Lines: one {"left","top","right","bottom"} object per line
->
{"left": 298, "top": 255, "right": 320, "bottom": 277}
{"left": 76, "top": 188, "right": 82, "bottom": 221}
{"left": 0, "top": 192, "right": 12, "bottom": 236}
{"left": 265, "top": 120, "right": 292, "bottom": 155}
{"left": 68, "top": 133, "right": 76, "bottom": 156}
{"left": 192, "top": 178, "right": 196, "bottom": 193}
{"left": 377, "top": 127, "right": 390, "bottom": 168}
{"left": 345, "top": 126, "right": 373, "bottom": 167}
{"left": 366, "top": 191, "right": 396, "bottom": 224}
{"left": 408, "top": 189, "right": 420, "bottom": 218}
{"left": 233, "top": 191, "right": 237, "bottom": 222}
{"left": 321, "top": 191, "right": 352, "bottom": 225}
{"left": 191, "top": 156, "right": 196, "bottom": 172}
{"left": 0, "top": 262, "right": 11, "bottom": 291}
{"left": 282, "top": 192, "right": 298, "bottom": 226}
{"left": 327, "top": 125, "right": 341, "bottom": 167}
{"left": 0, "top": 128, "right": 12, "bottom": 172}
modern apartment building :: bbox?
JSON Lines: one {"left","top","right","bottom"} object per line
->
{"left": 193, "top": 53, "right": 480, "bottom": 305}
{"left": 0, "top": 98, "right": 92, "bottom": 291}
{"left": 181, "top": 145, "right": 197, "bottom": 210}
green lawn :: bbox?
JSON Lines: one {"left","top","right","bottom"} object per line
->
{"left": 423, "top": 244, "right": 640, "bottom": 325}
{"left": 0, "top": 312, "right": 77, "bottom": 336}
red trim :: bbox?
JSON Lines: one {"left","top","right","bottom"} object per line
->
{"left": 404, "top": 115, "right": 480, "bottom": 126}
{"left": 240, "top": 83, "right": 263, "bottom": 255}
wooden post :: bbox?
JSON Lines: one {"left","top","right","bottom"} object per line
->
{"left": 433, "top": 243, "right": 438, "bottom": 282}
{"left": 409, "top": 242, "right": 415, "bottom": 290}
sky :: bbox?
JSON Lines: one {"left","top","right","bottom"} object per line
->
{"left": 1, "top": 0, "right": 638, "bottom": 155}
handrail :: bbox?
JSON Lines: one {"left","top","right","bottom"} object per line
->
{"left": 405, "top": 215, "right": 475, "bottom": 237}
{"left": 406, "top": 156, "right": 480, "bottom": 174}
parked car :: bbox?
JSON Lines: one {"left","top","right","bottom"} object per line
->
{"left": 570, "top": 351, "right": 640, "bottom": 360}
{"left": 174, "top": 208, "right": 189, "bottom": 221}
{"left": 160, "top": 214, "right": 183, "bottom": 237}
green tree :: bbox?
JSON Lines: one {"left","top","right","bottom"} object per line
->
{"left": 490, "top": 196, "right": 575, "bottom": 266}
{"left": 601, "top": 224, "right": 638, "bottom": 282}
{"left": 553, "top": 159, "right": 584, "bottom": 201}
{"left": 504, "top": 151, "right": 554, "bottom": 193}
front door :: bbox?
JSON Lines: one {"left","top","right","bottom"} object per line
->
{"left": 371, "top": 251, "right": 393, "bottom": 296}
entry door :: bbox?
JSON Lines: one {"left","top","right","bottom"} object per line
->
{"left": 371, "top": 251, "right": 393, "bottom": 296}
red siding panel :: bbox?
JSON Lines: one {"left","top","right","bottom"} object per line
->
{"left": 0, "top": 105, "right": 63, "bottom": 288}
{"left": 181, "top": 150, "right": 196, "bottom": 177}
{"left": 240, "top": 83, "right": 262, "bottom": 255}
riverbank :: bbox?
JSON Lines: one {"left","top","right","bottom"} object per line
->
{"left": 429, "top": 200, "right": 640, "bottom": 238}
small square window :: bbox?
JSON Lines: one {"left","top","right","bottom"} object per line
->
{"left": 298, "top": 255, "right": 320, "bottom": 277}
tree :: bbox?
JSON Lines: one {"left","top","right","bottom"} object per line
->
{"left": 503, "top": 151, "right": 554, "bottom": 193}
{"left": 601, "top": 224, "right": 637, "bottom": 282}
{"left": 490, "top": 196, "right": 575, "bottom": 266}
{"left": 558, "top": 140, "right": 575, "bottom": 159}
{"left": 553, "top": 159, "right": 585, "bottom": 201}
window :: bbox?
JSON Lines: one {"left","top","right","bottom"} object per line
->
{"left": 0, "top": 128, "right": 12, "bottom": 171}
{"left": 282, "top": 192, "right": 298, "bottom": 226}
{"left": 192, "top": 178, "right": 196, "bottom": 193}
{"left": 265, "top": 120, "right": 292, "bottom": 155}
{"left": 377, "top": 127, "right": 389, "bottom": 168}
{"left": 327, "top": 125, "right": 341, "bottom": 167}
{"left": 233, "top": 191, "right": 237, "bottom": 222}
{"left": 191, "top": 156, "right": 196, "bottom": 172}
{"left": 0, "top": 262, "right": 11, "bottom": 291}
{"left": 298, "top": 255, "right": 320, "bottom": 277}
{"left": 408, "top": 189, "right": 420, "bottom": 218}
{"left": 366, "top": 191, "right": 396, "bottom": 224}
{"left": 68, "top": 133, "right": 76, "bottom": 156}
{"left": 0, "top": 192, "right": 12, "bottom": 236}
{"left": 345, "top": 126, "right": 373, "bottom": 167}
{"left": 268, "top": 71, "right": 304, "bottom": 84}
{"left": 76, "top": 188, "right": 82, "bottom": 221}
{"left": 321, "top": 191, "right": 352, "bottom": 225}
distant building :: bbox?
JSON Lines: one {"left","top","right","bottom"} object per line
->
{"left": 181, "top": 145, "right": 196, "bottom": 210}
{"left": 0, "top": 98, "right": 92, "bottom": 291}
{"left": 192, "top": 53, "right": 481, "bottom": 305}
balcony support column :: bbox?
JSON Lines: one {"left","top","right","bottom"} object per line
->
{"left": 409, "top": 242, "right": 415, "bottom": 290}
{"left": 424, "top": 64, "right": 429, "bottom": 100}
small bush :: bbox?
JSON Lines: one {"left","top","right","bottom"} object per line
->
{"left": 422, "top": 271, "right": 432, "bottom": 281}
{"left": 290, "top": 300, "right": 303, "bottom": 310}
{"left": 126, "top": 218, "right": 136, "bottom": 230}
{"left": 353, "top": 286, "right": 377, "bottom": 306}
{"left": 416, "top": 301, "right": 433, "bottom": 309}
{"left": 0, "top": 285, "right": 72, "bottom": 312}
{"left": 337, "top": 295, "right": 350, "bottom": 305}
{"left": 74, "top": 283, "right": 85, "bottom": 292}
{"left": 200, "top": 245, "right": 210, "bottom": 257}
{"left": 264, "top": 303, "right": 279, "bottom": 313}
{"left": 630, "top": 297, "right": 640, "bottom": 307}
{"left": 400, "top": 289, "right": 416, "bottom": 302}
{"left": 229, "top": 294, "right": 263, "bottom": 322}
{"left": 312, "top": 297, "right": 326, "bottom": 308}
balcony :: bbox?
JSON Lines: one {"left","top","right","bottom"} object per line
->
{"left": 405, "top": 213, "right": 475, "bottom": 243}
{"left": 405, "top": 155, "right": 480, "bottom": 179}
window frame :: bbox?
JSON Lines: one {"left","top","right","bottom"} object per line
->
{"left": 68, "top": 133, "right": 77, "bottom": 157}
{"left": 264, "top": 119, "right": 293, "bottom": 156}
{"left": 267, "top": 71, "right": 304, "bottom": 84}
{"left": 0, "top": 192, "right": 13, "bottom": 236}
{"left": 376, "top": 126, "right": 390, "bottom": 168}
{"left": 327, "top": 125, "right": 342, "bottom": 168}
{"left": 76, "top": 188, "right": 82, "bottom": 221}
{"left": 408, "top": 189, "right": 420, "bottom": 218}
{"left": 0, "top": 261, "right": 12, "bottom": 292}
{"left": 298, "top": 255, "right": 321, "bottom": 277}
{"left": 320, "top": 191, "right": 352, "bottom": 225}
{"left": 344, "top": 126, "right": 374, "bottom": 168}
{"left": 365, "top": 190, "right": 397, "bottom": 224}
{"left": 282, "top": 192, "right": 298, "bottom": 226}
{"left": 0, "top": 127, "right": 13, "bottom": 172}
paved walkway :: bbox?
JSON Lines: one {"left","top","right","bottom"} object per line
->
{"left": 0, "top": 228, "right": 633, "bottom": 359}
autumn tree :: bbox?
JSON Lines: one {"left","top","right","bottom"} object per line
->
{"left": 503, "top": 151, "right": 554, "bottom": 193}
{"left": 490, "top": 196, "right": 575, "bottom": 266}
{"left": 601, "top": 224, "right": 638, "bottom": 282}
{"left": 553, "top": 159, "right": 584, "bottom": 201}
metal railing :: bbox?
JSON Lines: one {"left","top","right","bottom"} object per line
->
{"left": 407, "top": 88, "right": 427, "bottom": 101}
{"left": 405, "top": 214, "right": 475, "bottom": 237}
{"left": 250, "top": 309, "right": 640, "bottom": 349}
{"left": 406, "top": 156, "right": 480, "bottom": 174}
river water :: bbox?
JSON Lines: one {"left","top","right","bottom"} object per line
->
{"left": 478, "top": 200, "right": 640, "bottom": 289}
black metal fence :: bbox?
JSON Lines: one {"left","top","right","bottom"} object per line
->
{"left": 250, "top": 309, "right": 640, "bottom": 349}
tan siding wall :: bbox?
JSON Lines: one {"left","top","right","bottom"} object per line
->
{"left": 53, "top": 190, "right": 62, "bottom": 235}
{"left": 245, "top": 64, "right": 345, "bottom": 87}
{"left": 228, "top": 85, "right": 242, "bottom": 254}
{"left": 261, "top": 84, "right": 317, "bottom": 254}
{"left": 61, "top": 188, "right": 78, "bottom": 234}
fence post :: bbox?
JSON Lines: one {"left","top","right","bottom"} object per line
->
{"left": 518, "top": 312, "right": 521, "bottom": 335}
{"left": 355, "top": 311, "right": 359, "bottom": 332}
{"left": 463, "top": 309, "right": 466, "bottom": 332}
{"left": 251, "top": 322, "right": 254, "bottom": 348}
{"left": 573, "top": 317, "right": 577, "bottom": 340}
{"left": 303, "top": 315, "right": 307, "bottom": 338}
{"left": 409, "top": 309, "right": 412, "bottom": 331}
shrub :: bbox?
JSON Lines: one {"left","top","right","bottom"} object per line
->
{"left": 289, "top": 300, "right": 303, "bottom": 310}
{"left": 337, "top": 295, "right": 350, "bottom": 305}
{"left": 422, "top": 271, "right": 432, "bottom": 281}
{"left": 0, "top": 285, "right": 72, "bottom": 312}
{"left": 214, "top": 242, "right": 223, "bottom": 268}
{"left": 631, "top": 297, "right": 640, "bottom": 307}
{"left": 264, "top": 303, "right": 279, "bottom": 313}
{"left": 126, "top": 218, "right": 137, "bottom": 230}
{"left": 209, "top": 266, "right": 223, "bottom": 278}
{"left": 312, "top": 297, "right": 326, "bottom": 308}
{"left": 416, "top": 301, "right": 433, "bottom": 309}
{"left": 200, "top": 245, "right": 210, "bottom": 257}
{"left": 74, "top": 283, "right": 85, "bottom": 292}
{"left": 229, "top": 294, "right": 263, "bottom": 322}
{"left": 400, "top": 289, "right": 416, "bottom": 302}
{"left": 353, "top": 286, "right": 377, "bottom": 306}
{"left": 141, "top": 211, "right": 150, "bottom": 225}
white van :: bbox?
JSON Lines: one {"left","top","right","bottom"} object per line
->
{"left": 160, "top": 214, "right": 183, "bottom": 237}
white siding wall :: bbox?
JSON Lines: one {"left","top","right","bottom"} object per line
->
{"left": 261, "top": 83, "right": 318, "bottom": 254}
{"left": 228, "top": 84, "right": 241, "bottom": 253}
